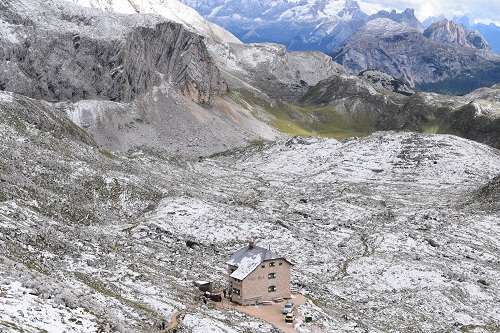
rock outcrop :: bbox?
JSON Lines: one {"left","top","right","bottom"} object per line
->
{"left": 359, "top": 70, "right": 414, "bottom": 96}
{"left": 423, "top": 19, "right": 491, "bottom": 50}
{"left": 331, "top": 18, "right": 500, "bottom": 95}
{"left": 209, "top": 42, "right": 346, "bottom": 102}
{"left": 367, "top": 8, "right": 423, "bottom": 31}
{"left": 0, "top": 0, "right": 226, "bottom": 103}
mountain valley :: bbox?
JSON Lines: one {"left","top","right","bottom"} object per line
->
{"left": 0, "top": 0, "right": 500, "bottom": 332}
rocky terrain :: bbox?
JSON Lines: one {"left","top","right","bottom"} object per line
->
{"left": 424, "top": 20, "right": 490, "bottom": 50}
{"left": 424, "top": 15, "right": 500, "bottom": 54}
{"left": 183, "top": 0, "right": 500, "bottom": 94}
{"left": 1, "top": 0, "right": 500, "bottom": 332}
{"left": 1, "top": 89, "right": 500, "bottom": 332}
{"left": 331, "top": 18, "right": 500, "bottom": 94}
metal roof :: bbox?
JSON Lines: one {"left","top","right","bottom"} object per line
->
{"left": 226, "top": 244, "right": 288, "bottom": 280}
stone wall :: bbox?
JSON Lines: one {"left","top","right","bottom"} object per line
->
{"left": 228, "top": 259, "right": 291, "bottom": 305}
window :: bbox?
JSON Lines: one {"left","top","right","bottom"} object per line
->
{"left": 269, "top": 262, "right": 275, "bottom": 267}
{"left": 268, "top": 286, "right": 276, "bottom": 292}
{"left": 268, "top": 273, "right": 276, "bottom": 279}
{"left": 232, "top": 288, "right": 240, "bottom": 296}
{"left": 279, "top": 262, "right": 283, "bottom": 266}
{"left": 261, "top": 264, "right": 265, "bottom": 268}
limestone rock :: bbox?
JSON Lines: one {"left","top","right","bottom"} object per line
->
{"left": 0, "top": 0, "right": 226, "bottom": 104}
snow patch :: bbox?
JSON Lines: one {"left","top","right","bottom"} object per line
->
{"left": 0, "top": 18, "right": 19, "bottom": 44}
{"left": 0, "top": 281, "right": 99, "bottom": 332}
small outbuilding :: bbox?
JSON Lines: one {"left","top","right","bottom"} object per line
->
{"left": 226, "top": 238, "right": 292, "bottom": 305}
{"left": 193, "top": 280, "right": 212, "bottom": 292}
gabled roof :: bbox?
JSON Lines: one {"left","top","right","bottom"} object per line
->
{"left": 226, "top": 244, "right": 290, "bottom": 280}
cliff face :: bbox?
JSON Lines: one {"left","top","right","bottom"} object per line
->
{"left": 367, "top": 8, "right": 423, "bottom": 31}
{"left": 423, "top": 19, "right": 491, "bottom": 50}
{"left": 0, "top": 1, "right": 226, "bottom": 103}
{"left": 331, "top": 18, "right": 500, "bottom": 94}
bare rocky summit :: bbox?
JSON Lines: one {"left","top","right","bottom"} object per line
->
{"left": 424, "top": 19, "right": 491, "bottom": 50}
{"left": 358, "top": 69, "right": 415, "bottom": 96}
{"left": 331, "top": 18, "right": 500, "bottom": 95}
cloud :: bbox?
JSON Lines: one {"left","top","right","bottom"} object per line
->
{"left": 357, "top": 0, "right": 500, "bottom": 25}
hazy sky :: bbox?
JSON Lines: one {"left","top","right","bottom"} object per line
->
{"left": 357, "top": 0, "right": 500, "bottom": 25}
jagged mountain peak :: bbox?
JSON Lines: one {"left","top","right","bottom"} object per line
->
{"left": 331, "top": 15, "right": 500, "bottom": 95}
{"left": 423, "top": 19, "right": 490, "bottom": 50}
{"left": 368, "top": 7, "right": 423, "bottom": 31}
{"left": 180, "top": 0, "right": 356, "bottom": 21}
{"left": 179, "top": 0, "right": 367, "bottom": 51}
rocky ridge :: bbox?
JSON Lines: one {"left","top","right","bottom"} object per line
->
{"left": 331, "top": 18, "right": 500, "bottom": 95}
{"left": 297, "top": 72, "right": 500, "bottom": 149}
{"left": 180, "top": 0, "right": 368, "bottom": 52}
{"left": 424, "top": 19, "right": 490, "bottom": 50}
{"left": 0, "top": 0, "right": 226, "bottom": 104}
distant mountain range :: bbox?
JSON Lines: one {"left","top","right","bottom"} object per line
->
{"left": 179, "top": 0, "right": 368, "bottom": 52}
{"left": 180, "top": 0, "right": 500, "bottom": 95}
{"left": 180, "top": 0, "right": 500, "bottom": 54}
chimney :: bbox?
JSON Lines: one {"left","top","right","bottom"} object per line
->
{"left": 248, "top": 237, "right": 254, "bottom": 250}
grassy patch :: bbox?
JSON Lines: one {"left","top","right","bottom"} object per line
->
{"left": 249, "top": 139, "right": 266, "bottom": 146}
{"left": 419, "top": 122, "right": 456, "bottom": 135}
{"left": 99, "top": 149, "right": 118, "bottom": 160}
{"left": 121, "top": 223, "right": 139, "bottom": 234}
{"left": 0, "top": 321, "right": 24, "bottom": 332}
{"left": 230, "top": 89, "right": 369, "bottom": 140}
{"left": 460, "top": 324, "right": 498, "bottom": 332}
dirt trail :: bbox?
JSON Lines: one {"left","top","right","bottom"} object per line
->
{"left": 217, "top": 294, "right": 307, "bottom": 333}
{"left": 165, "top": 303, "right": 199, "bottom": 331}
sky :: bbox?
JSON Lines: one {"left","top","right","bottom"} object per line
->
{"left": 357, "top": 0, "right": 500, "bottom": 25}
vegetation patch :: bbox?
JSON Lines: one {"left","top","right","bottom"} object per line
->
{"left": 231, "top": 89, "right": 369, "bottom": 140}
{"left": 99, "top": 149, "right": 118, "bottom": 159}
{"left": 0, "top": 321, "right": 24, "bottom": 332}
{"left": 249, "top": 139, "right": 266, "bottom": 146}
